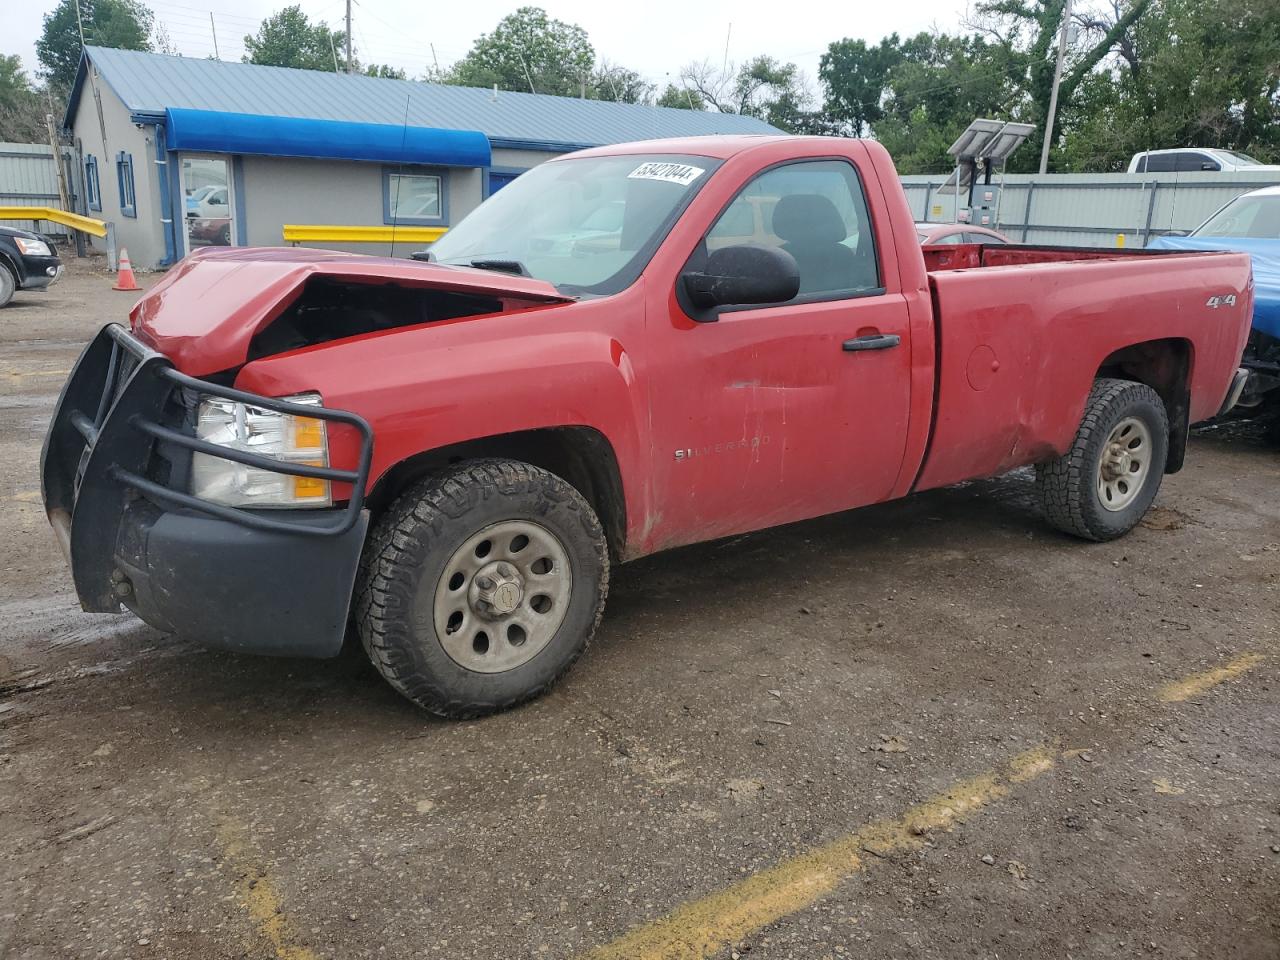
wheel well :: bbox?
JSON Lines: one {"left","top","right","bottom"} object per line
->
{"left": 1095, "top": 337, "right": 1192, "bottom": 473}
{"left": 366, "top": 427, "right": 628, "bottom": 558}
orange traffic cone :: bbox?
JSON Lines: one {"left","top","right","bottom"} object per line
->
{"left": 112, "top": 248, "right": 140, "bottom": 292}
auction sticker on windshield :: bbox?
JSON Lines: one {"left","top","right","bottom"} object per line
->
{"left": 627, "top": 162, "right": 706, "bottom": 187}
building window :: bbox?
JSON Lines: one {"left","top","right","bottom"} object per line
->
{"left": 85, "top": 155, "right": 101, "bottom": 212}
{"left": 488, "top": 169, "right": 527, "bottom": 195}
{"left": 383, "top": 169, "right": 445, "bottom": 225}
{"left": 116, "top": 151, "right": 136, "bottom": 218}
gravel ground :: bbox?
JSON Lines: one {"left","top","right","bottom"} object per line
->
{"left": 1, "top": 255, "right": 1278, "bottom": 960}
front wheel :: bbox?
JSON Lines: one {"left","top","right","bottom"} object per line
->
{"left": 0, "top": 264, "right": 15, "bottom": 308}
{"left": 1037, "top": 378, "right": 1169, "bottom": 541}
{"left": 355, "top": 459, "right": 609, "bottom": 718}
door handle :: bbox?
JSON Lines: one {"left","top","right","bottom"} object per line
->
{"left": 843, "top": 333, "right": 901, "bottom": 352}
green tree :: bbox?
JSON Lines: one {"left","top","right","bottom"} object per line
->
{"left": 819, "top": 36, "right": 904, "bottom": 136}
{"left": 655, "top": 83, "right": 704, "bottom": 110}
{"left": 0, "top": 56, "right": 50, "bottom": 142}
{"left": 590, "top": 62, "right": 654, "bottom": 103}
{"left": 446, "top": 6, "right": 594, "bottom": 96}
{"left": 364, "top": 63, "right": 408, "bottom": 80}
{"left": 1062, "top": 0, "right": 1280, "bottom": 169}
{"left": 36, "top": 0, "right": 153, "bottom": 89}
{"left": 679, "top": 56, "right": 817, "bottom": 132}
{"left": 818, "top": 31, "right": 1026, "bottom": 171}
{"left": 244, "top": 6, "right": 349, "bottom": 72}
{"left": 971, "top": 0, "right": 1154, "bottom": 161}
{"left": 881, "top": 33, "right": 1028, "bottom": 170}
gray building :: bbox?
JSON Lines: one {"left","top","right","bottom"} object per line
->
{"left": 65, "top": 47, "right": 781, "bottom": 269}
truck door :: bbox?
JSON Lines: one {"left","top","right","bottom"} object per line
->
{"left": 644, "top": 157, "right": 915, "bottom": 547}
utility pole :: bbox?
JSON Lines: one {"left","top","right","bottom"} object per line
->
{"left": 73, "top": 0, "right": 87, "bottom": 49}
{"left": 46, "top": 114, "right": 70, "bottom": 215}
{"left": 345, "top": 0, "right": 353, "bottom": 74}
{"left": 1038, "top": 0, "right": 1073, "bottom": 175}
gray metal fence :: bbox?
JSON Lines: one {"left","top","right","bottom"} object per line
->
{"left": 901, "top": 171, "right": 1280, "bottom": 247}
{"left": 0, "top": 141, "right": 78, "bottom": 237}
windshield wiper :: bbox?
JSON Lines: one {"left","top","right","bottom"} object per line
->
{"left": 467, "top": 258, "right": 530, "bottom": 277}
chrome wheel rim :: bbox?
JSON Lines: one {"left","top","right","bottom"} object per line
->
{"left": 1097, "top": 416, "right": 1152, "bottom": 512}
{"left": 432, "top": 519, "right": 572, "bottom": 673}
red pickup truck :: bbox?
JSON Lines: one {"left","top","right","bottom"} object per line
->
{"left": 43, "top": 136, "right": 1252, "bottom": 717}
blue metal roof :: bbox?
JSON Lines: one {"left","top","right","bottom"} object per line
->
{"left": 73, "top": 46, "right": 782, "bottom": 150}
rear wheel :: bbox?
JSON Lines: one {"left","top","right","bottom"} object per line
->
{"left": 0, "top": 263, "right": 15, "bottom": 307}
{"left": 1037, "top": 378, "right": 1169, "bottom": 541}
{"left": 354, "top": 459, "right": 609, "bottom": 718}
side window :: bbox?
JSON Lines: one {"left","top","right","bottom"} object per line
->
{"left": 84, "top": 155, "right": 101, "bottom": 211}
{"left": 116, "top": 151, "right": 136, "bottom": 218}
{"left": 384, "top": 168, "right": 445, "bottom": 225}
{"left": 705, "top": 159, "right": 879, "bottom": 298}
{"left": 971, "top": 232, "right": 1006, "bottom": 244}
{"left": 1134, "top": 156, "right": 1148, "bottom": 173}
{"left": 1177, "top": 152, "right": 1218, "bottom": 172}
{"left": 1144, "top": 153, "right": 1177, "bottom": 173}
{"left": 932, "top": 231, "right": 966, "bottom": 244}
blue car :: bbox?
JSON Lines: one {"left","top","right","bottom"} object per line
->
{"left": 1148, "top": 185, "right": 1280, "bottom": 426}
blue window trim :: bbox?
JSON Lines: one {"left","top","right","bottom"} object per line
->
{"left": 232, "top": 156, "right": 248, "bottom": 246}
{"left": 116, "top": 151, "right": 137, "bottom": 218}
{"left": 85, "top": 155, "right": 101, "bottom": 212}
{"left": 382, "top": 166, "right": 448, "bottom": 226}
{"left": 485, "top": 165, "right": 528, "bottom": 199}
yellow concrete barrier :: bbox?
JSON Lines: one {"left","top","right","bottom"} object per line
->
{"left": 0, "top": 206, "right": 108, "bottom": 237}
{"left": 281, "top": 224, "right": 448, "bottom": 244}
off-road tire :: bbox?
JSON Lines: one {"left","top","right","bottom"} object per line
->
{"left": 1037, "top": 378, "right": 1169, "bottom": 541}
{"left": 0, "top": 263, "right": 15, "bottom": 308}
{"left": 354, "top": 459, "right": 609, "bottom": 718}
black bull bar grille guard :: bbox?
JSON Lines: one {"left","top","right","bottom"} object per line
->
{"left": 41, "top": 323, "right": 374, "bottom": 615}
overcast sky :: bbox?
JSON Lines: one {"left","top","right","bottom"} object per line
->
{"left": 4, "top": 0, "right": 971, "bottom": 94}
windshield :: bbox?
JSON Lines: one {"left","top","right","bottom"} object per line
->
{"left": 429, "top": 153, "right": 720, "bottom": 295}
{"left": 1221, "top": 150, "right": 1261, "bottom": 166}
{"left": 1194, "top": 194, "right": 1280, "bottom": 239}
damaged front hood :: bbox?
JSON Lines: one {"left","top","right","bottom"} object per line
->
{"left": 129, "top": 246, "right": 573, "bottom": 376}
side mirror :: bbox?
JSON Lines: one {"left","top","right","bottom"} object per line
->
{"left": 681, "top": 244, "right": 800, "bottom": 316}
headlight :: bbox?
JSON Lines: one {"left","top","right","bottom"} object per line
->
{"left": 15, "top": 237, "right": 52, "bottom": 257}
{"left": 190, "top": 393, "right": 332, "bottom": 508}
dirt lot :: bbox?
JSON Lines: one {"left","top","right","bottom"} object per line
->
{"left": 1, "top": 255, "right": 1278, "bottom": 960}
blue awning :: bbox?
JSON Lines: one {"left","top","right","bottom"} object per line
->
{"left": 164, "top": 108, "right": 491, "bottom": 167}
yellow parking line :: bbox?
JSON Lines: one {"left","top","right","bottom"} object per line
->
{"left": 582, "top": 651, "right": 1268, "bottom": 959}
{"left": 217, "top": 821, "right": 319, "bottom": 960}
{"left": 578, "top": 746, "right": 1055, "bottom": 960}
{"left": 1158, "top": 653, "right": 1265, "bottom": 703}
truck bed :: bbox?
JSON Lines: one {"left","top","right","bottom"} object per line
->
{"left": 912, "top": 245, "right": 1254, "bottom": 492}
{"left": 922, "top": 241, "right": 1217, "bottom": 273}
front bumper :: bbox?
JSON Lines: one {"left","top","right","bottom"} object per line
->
{"left": 19, "top": 255, "right": 62, "bottom": 289}
{"left": 40, "top": 324, "right": 373, "bottom": 658}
